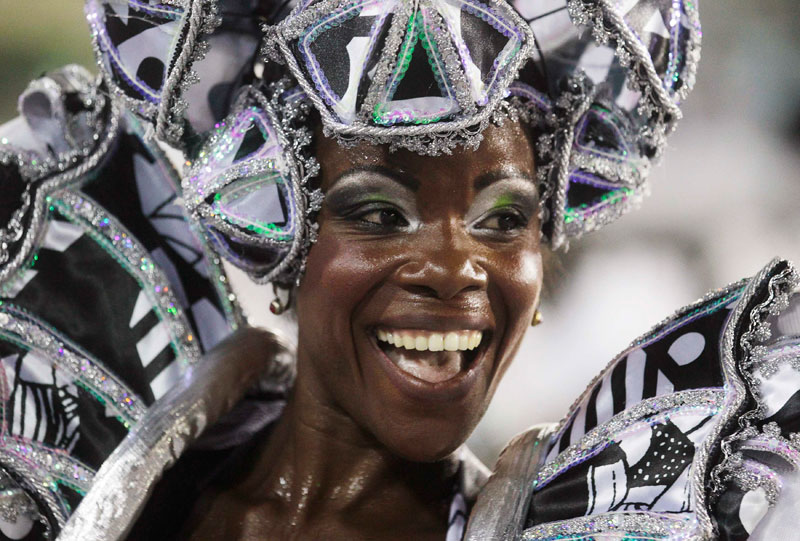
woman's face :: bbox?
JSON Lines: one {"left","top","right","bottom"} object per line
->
{"left": 295, "top": 119, "right": 543, "bottom": 461}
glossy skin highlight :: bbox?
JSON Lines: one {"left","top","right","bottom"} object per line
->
{"left": 184, "top": 119, "right": 543, "bottom": 540}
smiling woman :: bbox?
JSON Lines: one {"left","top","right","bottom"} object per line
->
{"left": 300, "top": 121, "right": 542, "bottom": 459}
{"left": 2, "top": 1, "right": 800, "bottom": 540}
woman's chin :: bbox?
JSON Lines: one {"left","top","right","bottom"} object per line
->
{"left": 366, "top": 409, "right": 480, "bottom": 463}
{"left": 380, "top": 433, "right": 467, "bottom": 463}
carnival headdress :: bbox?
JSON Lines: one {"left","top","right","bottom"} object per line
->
{"left": 84, "top": 0, "right": 700, "bottom": 285}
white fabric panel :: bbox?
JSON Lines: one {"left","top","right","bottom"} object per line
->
{"left": 0, "top": 116, "right": 47, "bottom": 155}
{"left": 625, "top": 348, "right": 646, "bottom": 407}
{"left": 586, "top": 461, "right": 626, "bottom": 514}
{"left": 446, "top": 493, "right": 466, "bottom": 541}
{"left": 643, "top": 9, "right": 670, "bottom": 37}
{"left": 135, "top": 320, "right": 171, "bottom": 367}
{"left": 655, "top": 370, "right": 674, "bottom": 395}
{"left": 42, "top": 220, "right": 84, "bottom": 252}
{"left": 594, "top": 376, "right": 615, "bottom": 428}
{"left": 616, "top": 424, "right": 650, "bottom": 466}
{"left": 756, "top": 363, "right": 800, "bottom": 417}
{"left": 775, "top": 292, "right": 800, "bottom": 336}
{"left": 576, "top": 44, "right": 615, "bottom": 85}
{"left": 190, "top": 298, "right": 229, "bottom": 351}
{"left": 3, "top": 270, "right": 38, "bottom": 299}
{"left": 149, "top": 357, "right": 182, "bottom": 400}
{"left": 750, "top": 470, "right": 800, "bottom": 540}
{"left": 740, "top": 487, "right": 770, "bottom": 535}
{"left": 667, "top": 332, "right": 705, "bottom": 366}
{"left": 129, "top": 290, "right": 152, "bottom": 328}
{"left": 116, "top": 22, "right": 181, "bottom": 79}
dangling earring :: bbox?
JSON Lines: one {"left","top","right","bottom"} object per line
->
{"left": 531, "top": 309, "right": 543, "bottom": 327}
{"left": 270, "top": 284, "right": 291, "bottom": 315}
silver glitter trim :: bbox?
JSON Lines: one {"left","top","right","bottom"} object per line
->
{"left": 59, "top": 329, "right": 296, "bottom": 541}
{"left": 700, "top": 259, "right": 799, "bottom": 535}
{"left": 124, "top": 113, "right": 244, "bottom": 329}
{"left": 738, "top": 432, "right": 800, "bottom": 470}
{"left": 547, "top": 281, "right": 745, "bottom": 447}
{"left": 184, "top": 81, "right": 321, "bottom": 286}
{"left": 465, "top": 424, "right": 555, "bottom": 540}
{"left": 50, "top": 190, "right": 201, "bottom": 366}
{"left": 0, "top": 439, "right": 95, "bottom": 498}
{"left": 0, "top": 77, "right": 119, "bottom": 278}
{"left": 271, "top": 0, "right": 535, "bottom": 155}
{"left": 521, "top": 511, "right": 697, "bottom": 540}
{"left": 0, "top": 468, "right": 42, "bottom": 526}
{"left": 726, "top": 459, "right": 781, "bottom": 507}
{"left": 535, "top": 389, "right": 723, "bottom": 490}
{"left": 0, "top": 445, "right": 68, "bottom": 530}
{"left": 85, "top": 0, "right": 221, "bottom": 148}
{"left": 0, "top": 305, "right": 146, "bottom": 427}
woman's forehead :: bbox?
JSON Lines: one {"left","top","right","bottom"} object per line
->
{"left": 315, "top": 119, "right": 537, "bottom": 191}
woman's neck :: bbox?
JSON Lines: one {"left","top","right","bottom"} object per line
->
{"left": 225, "top": 368, "right": 460, "bottom": 538}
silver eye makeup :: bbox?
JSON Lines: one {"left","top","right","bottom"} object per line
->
{"left": 467, "top": 177, "right": 539, "bottom": 238}
{"left": 324, "top": 169, "right": 538, "bottom": 236}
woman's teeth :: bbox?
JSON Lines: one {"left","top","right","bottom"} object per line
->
{"left": 376, "top": 329, "right": 482, "bottom": 352}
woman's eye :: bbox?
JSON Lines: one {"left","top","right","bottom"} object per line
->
{"left": 358, "top": 208, "right": 409, "bottom": 228}
{"left": 477, "top": 210, "right": 528, "bottom": 232}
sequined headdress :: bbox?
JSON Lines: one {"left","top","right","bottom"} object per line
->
{"left": 83, "top": 0, "right": 701, "bottom": 285}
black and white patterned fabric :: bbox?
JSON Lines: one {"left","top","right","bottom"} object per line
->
{"left": 86, "top": 0, "right": 263, "bottom": 146}
{"left": 512, "top": 0, "right": 700, "bottom": 246}
{"left": 0, "top": 67, "right": 241, "bottom": 538}
{"left": 519, "top": 259, "right": 800, "bottom": 540}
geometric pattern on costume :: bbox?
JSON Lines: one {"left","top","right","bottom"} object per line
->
{"left": 522, "top": 259, "right": 800, "bottom": 540}
{"left": 272, "top": 0, "right": 534, "bottom": 144}
{"left": 85, "top": 0, "right": 262, "bottom": 147}
{"left": 84, "top": 0, "right": 704, "bottom": 278}
{"left": 0, "top": 67, "right": 241, "bottom": 538}
{"left": 511, "top": 0, "right": 701, "bottom": 248}
{"left": 183, "top": 83, "right": 322, "bottom": 285}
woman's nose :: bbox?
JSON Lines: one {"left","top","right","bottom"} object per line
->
{"left": 392, "top": 226, "right": 488, "bottom": 300}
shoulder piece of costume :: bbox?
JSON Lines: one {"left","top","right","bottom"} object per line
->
{"left": 0, "top": 66, "right": 242, "bottom": 539}
{"left": 465, "top": 258, "right": 800, "bottom": 540}
{"left": 84, "top": 0, "right": 702, "bottom": 284}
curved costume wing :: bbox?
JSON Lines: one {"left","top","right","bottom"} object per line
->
{"left": 0, "top": 66, "right": 241, "bottom": 539}
{"left": 466, "top": 258, "right": 800, "bottom": 540}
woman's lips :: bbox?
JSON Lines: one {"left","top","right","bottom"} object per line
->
{"left": 370, "top": 327, "right": 490, "bottom": 399}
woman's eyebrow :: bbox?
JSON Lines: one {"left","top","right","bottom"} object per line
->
{"left": 473, "top": 169, "right": 535, "bottom": 191}
{"left": 330, "top": 165, "right": 420, "bottom": 192}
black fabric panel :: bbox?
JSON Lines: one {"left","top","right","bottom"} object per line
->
{"left": 566, "top": 181, "right": 611, "bottom": 209}
{"left": 82, "top": 132, "right": 226, "bottom": 352}
{"left": 530, "top": 443, "right": 626, "bottom": 527}
{"left": 70, "top": 387, "right": 128, "bottom": 471}
{"left": 11, "top": 223, "right": 156, "bottom": 405}
{"left": 461, "top": 9, "right": 508, "bottom": 78}
{"left": 610, "top": 357, "right": 627, "bottom": 414}
{"left": 392, "top": 30, "right": 445, "bottom": 102}
{"left": 583, "top": 383, "right": 602, "bottom": 433}
{"left": 713, "top": 486, "right": 750, "bottom": 541}
{"left": 762, "top": 389, "right": 800, "bottom": 438}
{"left": 309, "top": 14, "right": 374, "bottom": 99}
{"left": 640, "top": 304, "right": 729, "bottom": 396}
